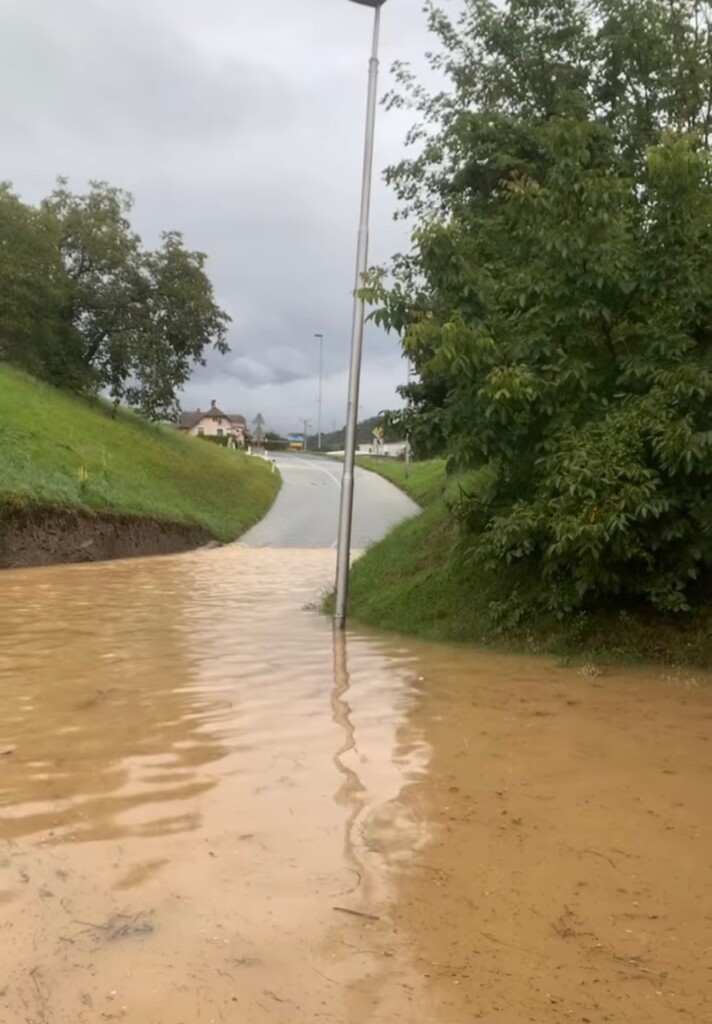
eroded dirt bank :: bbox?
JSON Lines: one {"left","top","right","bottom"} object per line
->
{"left": 0, "top": 547, "right": 710, "bottom": 1023}
{"left": 0, "top": 503, "right": 212, "bottom": 568}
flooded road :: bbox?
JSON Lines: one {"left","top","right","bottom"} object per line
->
{"left": 1, "top": 547, "right": 711, "bottom": 1023}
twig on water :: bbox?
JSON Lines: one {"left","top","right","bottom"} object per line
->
{"left": 313, "top": 967, "right": 349, "bottom": 989}
{"left": 333, "top": 906, "right": 380, "bottom": 922}
{"left": 582, "top": 848, "right": 617, "bottom": 869}
{"left": 29, "top": 967, "right": 49, "bottom": 1024}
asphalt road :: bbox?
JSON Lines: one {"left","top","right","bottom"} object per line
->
{"left": 239, "top": 453, "right": 418, "bottom": 549}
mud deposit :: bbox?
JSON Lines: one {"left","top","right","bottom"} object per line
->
{"left": 0, "top": 547, "right": 710, "bottom": 1022}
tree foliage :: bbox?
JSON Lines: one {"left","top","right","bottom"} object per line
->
{"left": 367, "top": 0, "right": 712, "bottom": 616}
{"left": 0, "top": 179, "right": 229, "bottom": 418}
{"left": 0, "top": 184, "right": 76, "bottom": 383}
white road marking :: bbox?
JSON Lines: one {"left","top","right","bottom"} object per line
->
{"left": 276, "top": 460, "right": 343, "bottom": 546}
{"left": 278, "top": 459, "right": 342, "bottom": 488}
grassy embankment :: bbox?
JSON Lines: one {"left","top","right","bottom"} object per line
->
{"left": 342, "top": 457, "right": 711, "bottom": 667}
{"left": 0, "top": 366, "right": 280, "bottom": 541}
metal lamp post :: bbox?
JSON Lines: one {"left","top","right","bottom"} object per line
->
{"left": 404, "top": 361, "right": 412, "bottom": 479}
{"left": 334, "top": 0, "right": 388, "bottom": 630}
{"left": 315, "top": 333, "right": 324, "bottom": 449}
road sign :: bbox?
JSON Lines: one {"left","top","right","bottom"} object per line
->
{"left": 252, "top": 413, "right": 265, "bottom": 442}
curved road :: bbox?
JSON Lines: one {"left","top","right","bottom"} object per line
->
{"left": 239, "top": 453, "right": 418, "bottom": 549}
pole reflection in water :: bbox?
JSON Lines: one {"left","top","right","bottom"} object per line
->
{"left": 327, "top": 626, "right": 433, "bottom": 1022}
{"left": 331, "top": 628, "right": 369, "bottom": 903}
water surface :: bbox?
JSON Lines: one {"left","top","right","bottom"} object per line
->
{"left": 1, "top": 547, "right": 710, "bottom": 1023}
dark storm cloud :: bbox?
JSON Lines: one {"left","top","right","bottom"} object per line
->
{"left": 222, "top": 349, "right": 313, "bottom": 389}
{"left": 0, "top": 0, "right": 437, "bottom": 433}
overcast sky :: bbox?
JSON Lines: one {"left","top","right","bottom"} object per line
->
{"left": 0, "top": 0, "right": 437, "bottom": 435}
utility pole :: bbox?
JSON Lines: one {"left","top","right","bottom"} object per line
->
{"left": 334, "top": 0, "right": 387, "bottom": 629}
{"left": 404, "top": 361, "right": 412, "bottom": 479}
{"left": 315, "top": 333, "right": 324, "bottom": 449}
{"left": 301, "top": 418, "right": 311, "bottom": 452}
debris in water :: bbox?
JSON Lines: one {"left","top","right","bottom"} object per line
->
{"left": 75, "top": 913, "right": 154, "bottom": 942}
{"left": 333, "top": 906, "right": 380, "bottom": 922}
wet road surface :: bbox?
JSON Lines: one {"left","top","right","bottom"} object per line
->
{"left": 1, "top": 541, "right": 711, "bottom": 1021}
{"left": 239, "top": 454, "right": 418, "bottom": 549}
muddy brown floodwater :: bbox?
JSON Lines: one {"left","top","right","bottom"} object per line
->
{"left": 0, "top": 547, "right": 711, "bottom": 1024}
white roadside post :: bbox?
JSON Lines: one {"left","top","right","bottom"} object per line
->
{"left": 334, "top": 0, "right": 388, "bottom": 630}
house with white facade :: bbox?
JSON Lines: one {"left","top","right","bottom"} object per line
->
{"left": 328, "top": 441, "right": 409, "bottom": 458}
{"left": 179, "top": 400, "right": 246, "bottom": 446}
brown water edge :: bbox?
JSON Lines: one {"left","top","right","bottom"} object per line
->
{"left": 0, "top": 547, "right": 710, "bottom": 1023}
{"left": 0, "top": 502, "right": 213, "bottom": 569}
{"left": 381, "top": 640, "right": 712, "bottom": 1023}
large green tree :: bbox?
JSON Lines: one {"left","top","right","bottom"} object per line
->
{"left": 0, "top": 184, "right": 80, "bottom": 385}
{"left": 368, "top": 0, "right": 712, "bottom": 616}
{"left": 43, "top": 181, "right": 230, "bottom": 418}
{"left": 0, "top": 180, "right": 230, "bottom": 419}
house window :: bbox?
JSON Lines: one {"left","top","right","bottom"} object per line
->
{"left": 217, "top": 428, "right": 224, "bottom": 436}
{"left": 197, "top": 427, "right": 204, "bottom": 435}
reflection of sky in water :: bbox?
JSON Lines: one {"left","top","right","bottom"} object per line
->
{"left": 175, "top": 548, "right": 432, "bottom": 885}
{"left": 3, "top": 546, "right": 705, "bottom": 1024}
{"left": 0, "top": 545, "right": 435, "bottom": 1024}
{"left": 0, "top": 547, "right": 431, "bottom": 866}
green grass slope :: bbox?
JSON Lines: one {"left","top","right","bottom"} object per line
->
{"left": 353, "top": 457, "right": 447, "bottom": 506}
{"left": 344, "top": 460, "right": 494, "bottom": 643}
{"left": 0, "top": 366, "right": 280, "bottom": 541}
{"left": 343, "top": 459, "right": 711, "bottom": 668}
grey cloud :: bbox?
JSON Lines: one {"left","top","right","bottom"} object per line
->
{"left": 188, "top": 341, "right": 406, "bottom": 437}
{"left": 222, "top": 347, "right": 314, "bottom": 388}
{"left": 0, "top": 0, "right": 437, "bottom": 430}
{"left": 0, "top": 1, "right": 294, "bottom": 144}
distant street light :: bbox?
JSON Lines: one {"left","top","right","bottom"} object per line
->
{"left": 302, "top": 418, "right": 311, "bottom": 453}
{"left": 315, "top": 333, "right": 324, "bottom": 450}
{"left": 334, "top": 0, "right": 388, "bottom": 630}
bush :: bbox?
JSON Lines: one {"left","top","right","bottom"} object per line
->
{"left": 367, "top": 0, "right": 712, "bottom": 620}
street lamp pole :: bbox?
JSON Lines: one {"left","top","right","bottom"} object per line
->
{"left": 334, "top": 0, "right": 387, "bottom": 630}
{"left": 315, "top": 333, "right": 324, "bottom": 450}
{"left": 404, "top": 361, "right": 412, "bottom": 479}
